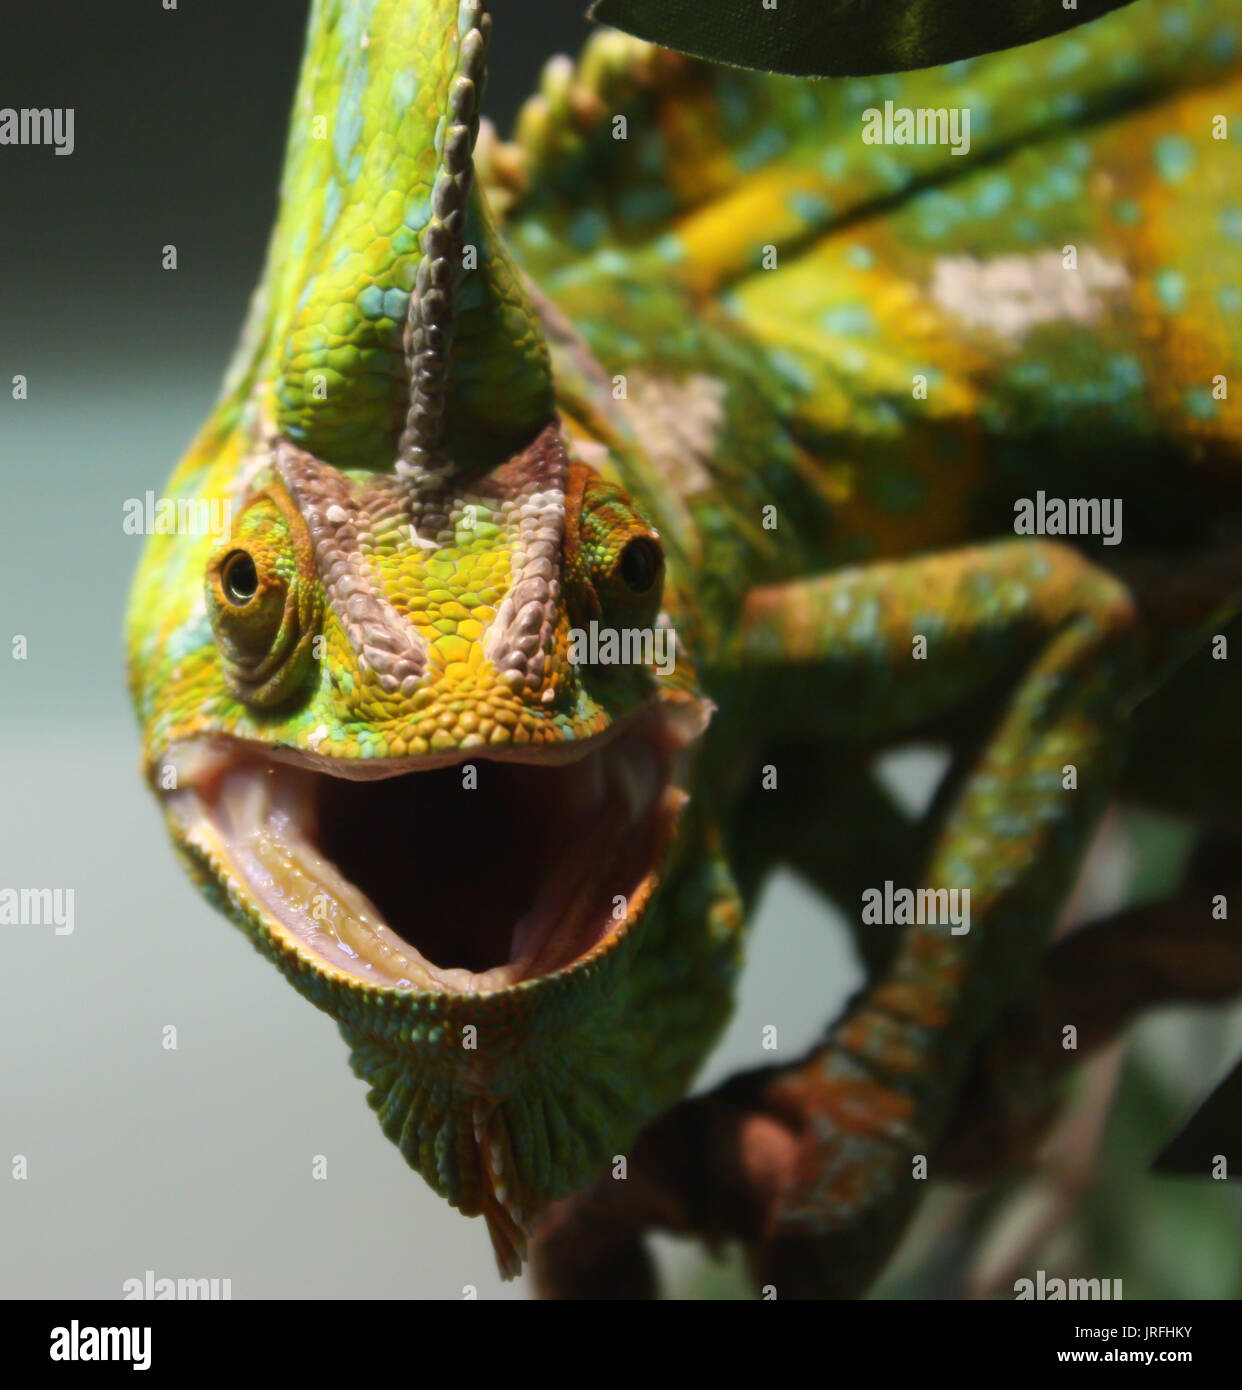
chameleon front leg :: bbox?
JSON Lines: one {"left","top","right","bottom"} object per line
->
{"left": 721, "top": 538, "right": 1141, "bottom": 1295}
{"left": 723, "top": 540, "right": 1140, "bottom": 1293}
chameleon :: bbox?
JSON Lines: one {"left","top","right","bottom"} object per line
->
{"left": 127, "top": 0, "right": 1242, "bottom": 1295}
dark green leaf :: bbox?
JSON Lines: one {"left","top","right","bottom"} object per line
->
{"left": 588, "top": 0, "right": 1139, "bottom": 77}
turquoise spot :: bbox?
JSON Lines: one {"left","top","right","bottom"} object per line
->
{"left": 1219, "top": 285, "right": 1242, "bottom": 315}
{"left": 1064, "top": 139, "right": 1093, "bottom": 171}
{"left": 914, "top": 189, "right": 966, "bottom": 240}
{"left": 736, "top": 126, "right": 787, "bottom": 172}
{"left": 358, "top": 285, "right": 385, "bottom": 320}
{"left": 874, "top": 155, "right": 912, "bottom": 193}
{"left": 382, "top": 288, "right": 408, "bottom": 320}
{"left": 717, "top": 77, "right": 751, "bottom": 135}
{"left": 1221, "top": 206, "right": 1242, "bottom": 242}
{"left": 1161, "top": 9, "right": 1191, "bottom": 37}
{"left": 838, "top": 347, "right": 868, "bottom": 375}
{"left": 320, "top": 179, "right": 342, "bottom": 236}
{"left": 975, "top": 175, "right": 1012, "bottom": 218}
{"left": 391, "top": 68, "right": 415, "bottom": 118}
{"left": 1152, "top": 134, "right": 1195, "bottom": 183}
{"left": 1153, "top": 268, "right": 1186, "bottom": 313}
{"left": 789, "top": 190, "right": 832, "bottom": 225}
{"left": 792, "top": 87, "right": 819, "bottom": 123}
{"left": 515, "top": 221, "right": 553, "bottom": 250}
{"left": 767, "top": 349, "right": 815, "bottom": 393}
{"left": 334, "top": 79, "right": 365, "bottom": 173}
{"left": 594, "top": 250, "right": 630, "bottom": 276}
{"left": 403, "top": 192, "right": 431, "bottom": 231}
{"left": 820, "top": 305, "right": 875, "bottom": 337}
{"left": 1185, "top": 386, "right": 1219, "bottom": 421}
{"left": 958, "top": 94, "right": 990, "bottom": 137}
{"left": 1111, "top": 51, "right": 1142, "bottom": 82}
{"left": 1049, "top": 39, "right": 1088, "bottom": 77}
{"left": 1113, "top": 198, "right": 1142, "bottom": 226}
{"left": 844, "top": 79, "right": 875, "bottom": 109}
{"left": 165, "top": 608, "right": 214, "bottom": 664}
{"left": 1045, "top": 165, "right": 1081, "bottom": 201}
{"left": 1053, "top": 93, "right": 1085, "bottom": 127}
{"left": 819, "top": 147, "right": 847, "bottom": 180}
{"left": 1210, "top": 26, "right": 1240, "bottom": 63}
{"left": 1108, "top": 355, "right": 1145, "bottom": 393}
{"left": 568, "top": 208, "right": 607, "bottom": 252}
{"left": 653, "top": 232, "right": 684, "bottom": 263}
{"left": 846, "top": 243, "right": 875, "bottom": 270}
{"left": 1010, "top": 361, "right": 1051, "bottom": 386}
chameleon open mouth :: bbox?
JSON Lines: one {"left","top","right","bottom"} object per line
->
{"left": 164, "top": 705, "right": 697, "bottom": 994}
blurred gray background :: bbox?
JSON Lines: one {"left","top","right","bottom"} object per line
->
{"left": 2, "top": 0, "right": 1240, "bottom": 1299}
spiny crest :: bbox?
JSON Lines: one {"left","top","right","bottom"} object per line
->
{"left": 396, "top": 0, "right": 490, "bottom": 482}
{"left": 269, "top": 0, "right": 553, "bottom": 479}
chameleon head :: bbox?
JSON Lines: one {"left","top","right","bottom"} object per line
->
{"left": 133, "top": 419, "right": 713, "bottom": 1272}
{"left": 164, "top": 421, "right": 702, "bottom": 991}
{"left": 127, "top": 0, "right": 738, "bottom": 1276}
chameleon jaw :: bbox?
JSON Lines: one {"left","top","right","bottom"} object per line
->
{"left": 162, "top": 706, "right": 693, "bottom": 995}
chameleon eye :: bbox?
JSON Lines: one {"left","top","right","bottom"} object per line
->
{"left": 617, "top": 536, "right": 663, "bottom": 596}
{"left": 220, "top": 550, "right": 260, "bottom": 606}
{"left": 564, "top": 459, "right": 666, "bottom": 632}
{"left": 205, "top": 489, "right": 322, "bottom": 709}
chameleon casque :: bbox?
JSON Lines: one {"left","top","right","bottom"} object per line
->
{"left": 127, "top": 0, "right": 1242, "bottom": 1296}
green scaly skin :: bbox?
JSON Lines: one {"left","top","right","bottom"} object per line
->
{"left": 128, "top": 0, "right": 1242, "bottom": 1292}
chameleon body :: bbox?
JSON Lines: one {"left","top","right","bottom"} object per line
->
{"left": 128, "top": 0, "right": 1242, "bottom": 1291}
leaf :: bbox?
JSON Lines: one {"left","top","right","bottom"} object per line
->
{"left": 588, "top": 0, "right": 1139, "bottom": 77}
{"left": 1152, "top": 1057, "right": 1242, "bottom": 1178}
